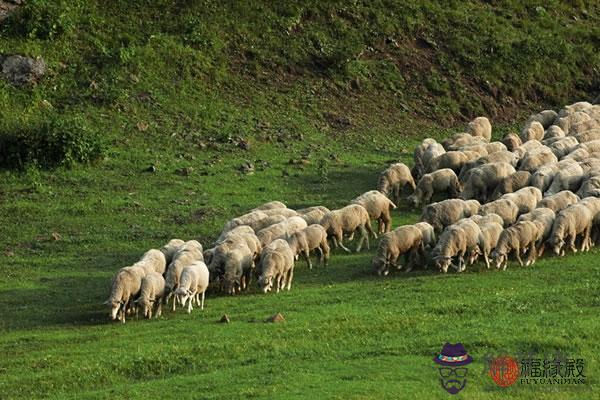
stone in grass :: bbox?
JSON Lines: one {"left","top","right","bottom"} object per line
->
{"left": 266, "top": 313, "right": 285, "bottom": 323}
{"left": 239, "top": 161, "right": 254, "bottom": 175}
{"left": 219, "top": 314, "right": 230, "bottom": 323}
{"left": 1, "top": 55, "right": 46, "bottom": 87}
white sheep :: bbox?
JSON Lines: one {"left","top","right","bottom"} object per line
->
{"left": 135, "top": 271, "right": 165, "bottom": 319}
{"left": 256, "top": 216, "right": 307, "bottom": 247}
{"left": 408, "top": 169, "right": 462, "bottom": 207}
{"left": 286, "top": 224, "right": 330, "bottom": 269}
{"left": 297, "top": 206, "right": 330, "bottom": 225}
{"left": 466, "top": 116, "right": 492, "bottom": 141}
{"left": 160, "top": 239, "right": 185, "bottom": 265}
{"left": 537, "top": 190, "right": 580, "bottom": 213}
{"left": 500, "top": 186, "right": 542, "bottom": 214}
{"left": 105, "top": 265, "right": 145, "bottom": 323}
{"left": 372, "top": 225, "right": 423, "bottom": 275}
{"left": 257, "top": 239, "right": 295, "bottom": 293}
{"left": 174, "top": 261, "right": 209, "bottom": 313}
{"left": 165, "top": 240, "right": 204, "bottom": 310}
{"left": 133, "top": 249, "right": 167, "bottom": 275}
{"left": 319, "top": 204, "right": 376, "bottom": 252}
{"left": 547, "top": 203, "right": 593, "bottom": 256}
{"left": 351, "top": 190, "right": 397, "bottom": 234}
{"left": 252, "top": 201, "right": 287, "bottom": 211}
{"left": 377, "top": 162, "right": 416, "bottom": 203}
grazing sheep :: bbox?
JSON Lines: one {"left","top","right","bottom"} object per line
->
{"left": 252, "top": 201, "right": 287, "bottom": 211}
{"left": 319, "top": 204, "right": 376, "bottom": 253}
{"left": 547, "top": 204, "right": 593, "bottom": 256}
{"left": 248, "top": 214, "right": 288, "bottom": 233}
{"left": 520, "top": 121, "right": 545, "bottom": 142}
{"left": 165, "top": 240, "right": 204, "bottom": 309}
{"left": 408, "top": 169, "right": 462, "bottom": 207}
{"left": 259, "top": 208, "right": 299, "bottom": 218}
{"left": 500, "top": 186, "right": 542, "bottom": 214}
{"left": 562, "top": 147, "right": 590, "bottom": 162}
{"left": 377, "top": 162, "right": 416, "bottom": 203}
{"left": 442, "top": 132, "right": 487, "bottom": 151}
{"left": 216, "top": 225, "right": 256, "bottom": 244}
{"left": 372, "top": 225, "right": 423, "bottom": 275}
{"left": 529, "top": 161, "right": 562, "bottom": 192}
{"left": 257, "top": 239, "right": 295, "bottom": 293}
{"left": 579, "top": 139, "right": 600, "bottom": 154}
{"left": 431, "top": 225, "right": 469, "bottom": 273}
{"left": 517, "top": 207, "right": 556, "bottom": 256}
{"left": 351, "top": 190, "right": 397, "bottom": 234}
{"left": 548, "top": 136, "right": 579, "bottom": 159}
{"left": 460, "top": 162, "right": 516, "bottom": 203}
{"left": 526, "top": 110, "right": 558, "bottom": 129}
{"left": 414, "top": 141, "right": 446, "bottom": 179}
{"left": 221, "top": 211, "right": 269, "bottom": 234}
{"left": 458, "top": 144, "right": 488, "bottom": 157}
{"left": 577, "top": 171, "right": 600, "bottom": 198}
{"left": 518, "top": 146, "right": 558, "bottom": 173}
{"left": 479, "top": 199, "right": 519, "bottom": 227}
{"left": 174, "top": 261, "right": 209, "bottom": 312}
{"left": 502, "top": 132, "right": 522, "bottom": 151}
{"left": 467, "top": 116, "right": 492, "bottom": 141}
{"left": 470, "top": 213, "right": 504, "bottom": 226}
{"left": 484, "top": 141, "right": 507, "bottom": 154}
{"left": 452, "top": 218, "right": 484, "bottom": 270}
{"left": 579, "top": 197, "right": 600, "bottom": 245}
{"left": 426, "top": 151, "right": 476, "bottom": 174}
{"left": 297, "top": 206, "right": 330, "bottom": 225}
{"left": 579, "top": 158, "right": 600, "bottom": 173}
{"left": 491, "top": 221, "right": 541, "bottom": 269}
{"left": 557, "top": 102, "right": 593, "bottom": 118}
{"left": 256, "top": 216, "right": 307, "bottom": 247}
{"left": 133, "top": 249, "right": 167, "bottom": 275}
{"left": 220, "top": 243, "right": 255, "bottom": 295}
{"left": 544, "top": 162, "right": 584, "bottom": 196}
{"left": 544, "top": 125, "right": 566, "bottom": 140}
{"left": 470, "top": 221, "right": 503, "bottom": 268}
{"left": 572, "top": 129, "right": 600, "bottom": 144}
{"left": 459, "top": 151, "right": 518, "bottom": 180}
{"left": 105, "top": 266, "right": 145, "bottom": 323}
{"left": 414, "top": 222, "right": 436, "bottom": 249}
{"left": 160, "top": 239, "right": 185, "bottom": 265}
{"left": 420, "top": 199, "right": 480, "bottom": 233}
{"left": 538, "top": 190, "right": 580, "bottom": 213}
{"left": 490, "top": 171, "right": 531, "bottom": 200}
{"left": 135, "top": 272, "right": 165, "bottom": 319}
{"left": 286, "top": 224, "right": 330, "bottom": 269}
{"left": 569, "top": 119, "right": 600, "bottom": 135}
{"left": 556, "top": 111, "right": 592, "bottom": 133}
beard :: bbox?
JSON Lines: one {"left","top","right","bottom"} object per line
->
{"left": 441, "top": 378, "right": 466, "bottom": 394}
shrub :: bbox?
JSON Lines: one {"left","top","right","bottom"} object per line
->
{"left": 3, "top": 0, "right": 82, "bottom": 40}
{"left": 0, "top": 113, "right": 105, "bottom": 169}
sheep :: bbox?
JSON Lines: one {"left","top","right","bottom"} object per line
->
{"left": 490, "top": 171, "right": 531, "bottom": 200}
{"left": 257, "top": 239, "right": 295, "bottom": 293}
{"left": 484, "top": 141, "right": 507, "bottom": 154}
{"left": 220, "top": 242, "right": 255, "bottom": 295}
{"left": 544, "top": 162, "right": 584, "bottom": 196}
{"left": 537, "top": 190, "right": 580, "bottom": 213}
{"left": 526, "top": 110, "right": 558, "bottom": 129}
{"left": 319, "top": 204, "right": 376, "bottom": 253}
{"left": 164, "top": 240, "right": 204, "bottom": 309}
{"left": 105, "top": 265, "right": 145, "bottom": 323}
{"left": 414, "top": 141, "right": 446, "bottom": 179}
{"left": 442, "top": 132, "right": 487, "bottom": 151}
{"left": 579, "top": 158, "right": 600, "bottom": 173}
{"left": 252, "top": 201, "right": 287, "bottom": 211}
{"left": 572, "top": 129, "right": 600, "bottom": 143}
{"left": 208, "top": 229, "right": 261, "bottom": 283}
{"left": 431, "top": 225, "right": 469, "bottom": 273}
{"left": 297, "top": 206, "right": 330, "bottom": 225}
{"left": 548, "top": 136, "right": 579, "bottom": 159}
{"left": 135, "top": 272, "right": 165, "bottom": 319}
{"left": 286, "top": 224, "right": 330, "bottom": 269}
{"left": 577, "top": 172, "right": 600, "bottom": 198}
{"left": 414, "top": 221, "right": 436, "bottom": 249}
{"left": 259, "top": 208, "right": 299, "bottom": 218}
{"left": 256, "top": 216, "right": 307, "bottom": 247}
{"left": 469, "top": 221, "right": 503, "bottom": 268}
{"left": 569, "top": 119, "right": 600, "bottom": 135}
{"left": 458, "top": 143, "right": 488, "bottom": 157}
{"left": 500, "top": 186, "right": 542, "bottom": 214}
{"left": 520, "top": 121, "right": 545, "bottom": 142}
{"left": 547, "top": 204, "right": 593, "bottom": 256}
{"left": 221, "top": 211, "right": 269, "bottom": 233}
{"left": 518, "top": 146, "right": 558, "bottom": 173}
{"left": 420, "top": 198, "right": 480, "bottom": 233}
{"left": 562, "top": 147, "right": 590, "bottom": 162}
{"left": 408, "top": 169, "right": 462, "bottom": 208}
{"left": 491, "top": 221, "right": 542, "bottom": 269}
{"left": 458, "top": 151, "right": 518, "bottom": 181}
{"left": 377, "top": 162, "right": 416, "bottom": 203}
{"left": 579, "top": 139, "right": 600, "bottom": 154}
{"left": 501, "top": 132, "right": 522, "bottom": 151}
{"left": 451, "top": 218, "right": 483, "bottom": 270}
{"left": 543, "top": 125, "right": 565, "bottom": 140}
{"left": 133, "top": 249, "right": 167, "bottom": 275}
{"left": 216, "top": 225, "right": 256, "bottom": 244}
{"left": 479, "top": 199, "right": 519, "bottom": 227}
{"left": 426, "top": 151, "right": 476, "bottom": 174}
{"left": 351, "top": 190, "right": 397, "bottom": 234}
{"left": 460, "top": 162, "right": 516, "bottom": 203}
{"left": 517, "top": 207, "right": 556, "bottom": 256}
{"left": 413, "top": 138, "right": 438, "bottom": 174}
{"left": 174, "top": 261, "right": 209, "bottom": 313}
{"left": 160, "top": 239, "right": 185, "bottom": 265}
{"left": 529, "top": 161, "right": 561, "bottom": 192}
{"left": 578, "top": 197, "right": 600, "bottom": 245}
{"left": 467, "top": 116, "right": 492, "bottom": 141}
{"left": 372, "top": 225, "right": 423, "bottom": 275}
{"left": 556, "top": 111, "right": 592, "bottom": 134}
{"left": 469, "top": 213, "right": 504, "bottom": 226}
{"left": 557, "top": 102, "right": 593, "bottom": 118}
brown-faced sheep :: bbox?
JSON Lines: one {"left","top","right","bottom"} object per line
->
{"left": 467, "top": 116, "right": 492, "bottom": 141}
{"left": 174, "top": 261, "right": 209, "bottom": 312}
{"left": 544, "top": 162, "right": 584, "bottom": 196}
{"left": 547, "top": 204, "right": 593, "bottom": 256}
{"left": 502, "top": 132, "right": 522, "bottom": 151}
{"left": 135, "top": 271, "right": 165, "bottom": 319}
{"left": 319, "top": 204, "right": 376, "bottom": 253}
{"left": 491, "top": 221, "right": 541, "bottom": 269}
{"left": 460, "top": 162, "right": 516, "bottom": 203}
{"left": 286, "top": 224, "right": 330, "bottom": 269}
{"left": 517, "top": 207, "right": 556, "bottom": 256}
{"left": 408, "top": 169, "right": 462, "bottom": 207}
{"left": 351, "top": 190, "right": 397, "bottom": 234}
{"left": 377, "top": 162, "right": 416, "bottom": 203}
{"left": 257, "top": 239, "right": 295, "bottom": 293}
{"left": 479, "top": 199, "right": 519, "bottom": 227}
{"left": 420, "top": 199, "right": 480, "bottom": 233}
{"left": 518, "top": 146, "right": 558, "bottom": 173}
{"left": 105, "top": 265, "right": 145, "bottom": 323}
{"left": 500, "top": 186, "right": 542, "bottom": 214}
{"left": 520, "top": 121, "right": 545, "bottom": 143}
{"left": 490, "top": 171, "right": 531, "bottom": 200}
{"left": 537, "top": 190, "right": 580, "bottom": 213}
{"left": 372, "top": 225, "right": 423, "bottom": 275}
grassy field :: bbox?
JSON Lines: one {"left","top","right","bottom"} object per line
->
{"left": 1, "top": 1, "right": 600, "bottom": 399}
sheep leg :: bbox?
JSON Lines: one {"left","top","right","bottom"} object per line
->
{"left": 322, "top": 240, "right": 330, "bottom": 266}
{"left": 569, "top": 232, "right": 577, "bottom": 253}
{"left": 303, "top": 250, "right": 312, "bottom": 270}
{"left": 336, "top": 232, "right": 352, "bottom": 253}
{"left": 187, "top": 297, "right": 193, "bottom": 314}
{"left": 483, "top": 250, "right": 490, "bottom": 269}
{"left": 286, "top": 268, "right": 294, "bottom": 291}
{"left": 200, "top": 291, "right": 205, "bottom": 310}
{"left": 155, "top": 301, "right": 162, "bottom": 318}
{"left": 365, "top": 219, "right": 377, "bottom": 239}
{"left": 515, "top": 246, "right": 524, "bottom": 266}
{"left": 356, "top": 226, "right": 369, "bottom": 252}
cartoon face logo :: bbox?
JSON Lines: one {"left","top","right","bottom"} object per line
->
{"left": 434, "top": 343, "right": 473, "bottom": 395}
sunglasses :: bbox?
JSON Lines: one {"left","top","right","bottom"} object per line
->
{"left": 439, "top": 367, "right": 468, "bottom": 378}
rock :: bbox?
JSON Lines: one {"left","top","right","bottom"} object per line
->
{"left": 239, "top": 161, "right": 254, "bottom": 175}
{"left": 266, "top": 313, "right": 285, "bottom": 323}
{"left": 51, "top": 232, "right": 61, "bottom": 241}
{"left": 0, "top": 1, "right": 21, "bottom": 24}
{"left": 1, "top": 55, "right": 46, "bottom": 86}
{"left": 219, "top": 314, "right": 230, "bottom": 323}
{"left": 237, "top": 138, "right": 250, "bottom": 151}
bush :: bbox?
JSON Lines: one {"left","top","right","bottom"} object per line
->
{"left": 0, "top": 113, "right": 105, "bottom": 169}
{"left": 3, "top": 0, "right": 82, "bottom": 40}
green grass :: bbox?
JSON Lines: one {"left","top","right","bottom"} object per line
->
{"left": 1, "top": 1, "right": 600, "bottom": 399}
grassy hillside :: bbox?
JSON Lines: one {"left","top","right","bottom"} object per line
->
{"left": 1, "top": 1, "right": 600, "bottom": 399}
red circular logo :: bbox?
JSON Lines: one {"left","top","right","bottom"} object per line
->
{"left": 489, "top": 356, "right": 520, "bottom": 387}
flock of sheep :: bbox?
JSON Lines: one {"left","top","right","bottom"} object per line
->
{"left": 106, "top": 99, "right": 600, "bottom": 323}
